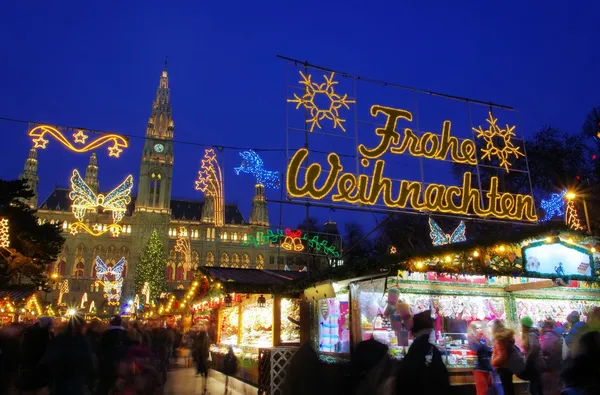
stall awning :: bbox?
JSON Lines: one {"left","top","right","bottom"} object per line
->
{"left": 202, "top": 267, "right": 309, "bottom": 294}
{"left": 0, "top": 289, "right": 36, "bottom": 302}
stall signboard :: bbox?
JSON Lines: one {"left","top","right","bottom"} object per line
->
{"left": 285, "top": 66, "right": 537, "bottom": 223}
{"left": 523, "top": 240, "right": 594, "bottom": 279}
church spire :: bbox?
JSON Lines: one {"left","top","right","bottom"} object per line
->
{"left": 19, "top": 148, "right": 39, "bottom": 208}
{"left": 84, "top": 153, "right": 99, "bottom": 193}
{"left": 146, "top": 61, "right": 174, "bottom": 140}
{"left": 249, "top": 184, "right": 269, "bottom": 227}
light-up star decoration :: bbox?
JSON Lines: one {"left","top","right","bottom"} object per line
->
{"left": 287, "top": 71, "right": 355, "bottom": 132}
{"left": 68, "top": 170, "right": 133, "bottom": 237}
{"left": 234, "top": 150, "right": 280, "bottom": 189}
{"left": 473, "top": 113, "right": 524, "bottom": 172}
{"left": 428, "top": 217, "right": 467, "bottom": 247}
{"left": 540, "top": 190, "right": 567, "bottom": 222}
{"left": 195, "top": 149, "right": 224, "bottom": 227}
{"left": 0, "top": 218, "right": 9, "bottom": 249}
{"left": 28, "top": 125, "right": 128, "bottom": 157}
{"left": 95, "top": 256, "right": 125, "bottom": 305}
{"left": 565, "top": 199, "right": 584, "bottom": 231}
{"left": 175, "top": 227, "right": 192, "bottom": 271}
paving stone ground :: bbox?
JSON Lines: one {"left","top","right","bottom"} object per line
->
{"left": 165, "top": 360, "right": 257, "bottom": 395}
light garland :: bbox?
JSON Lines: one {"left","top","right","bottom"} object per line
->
{"left": 95, "top": 256, "right": 125, "bottom": 305}
{"left": 195, "top": 149, "right": 224, "bottom": 227}
{"left": 242, "top": 228, "right": 340, "bottom": 257}
{"left": 287, "top": 71, "right": 355, "bottom": 132}
{"left": 174, "top": 227, "right": 192, "bottom": 271}
{"left": 28, "top": 125, "right": 128, "bottom": 157}
{"left": 80, "top": 292, "right": 88, "bottom": 308}
{"left": 428, "top": 217, "right": 466, "bottom": 247}
{"left": 473, "top": 113, "right": 524, "bottom": 172}
{"left": 68, "top": 169, "right": 133, "bottom": 237}
{"left": 234, "top": 150, "right": 280, "bottom": 189}
{"left": 141, "top": 281, "right": 151, "bottom": 305}
{"left": 0, "top": 217, "right": 9, "bottom": 249}
{"left": 540, "top": 190, "right": 567, "bottom": 222}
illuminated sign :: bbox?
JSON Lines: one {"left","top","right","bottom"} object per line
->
{"left": 28, "top": 125, "right": 128, "bottom": 157}
{"left": 523, "top": 240, "right": 593, "bottom": 278}
{"left": 195, "top": 149, "right": 224, "bottom": 227}
{"left": 286, "top": 88, "right": 537, "bottom": 222}
{"left": 242, "top": 228, "right": 340, "bottom": 257}
{"left": 540, "top": 190, "right": 566, "bottom": 222}
{"left": 68, "top": 169, "right": 133, "bottom": 237}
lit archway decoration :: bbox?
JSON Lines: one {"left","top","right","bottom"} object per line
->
{"left": 175, "top": 227, "right": 192, "bottom": 271}
{"left": 57, "top": 279, "right": 69, "bottom": 306}
{"left": 195, "top": 149, "right": 224, "bottom": 227}
{"left": 94, "top": 256, "right": 125, "bottom": 305}
{"left": 0, "top": 217, "right": 9, "bottom": 249}
{"left": 68, "top": 170, "right": 133, "bottom": 237}
{"left": 287, "top": 71, "right": 355, "bottom": 132}
{"left": 141, "top": 282, "right": 151, "bottom": 305}
{"left": 28, "top": 125, "right": 129, "bottom": 157}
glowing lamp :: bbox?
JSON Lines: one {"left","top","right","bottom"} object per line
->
{"left": 444, "top": 256, "right": 452, "bottom": 263}
{"left": 416, "top": 261, "right": 424, "bottom": 269}
{"left": 257, "top": 295, "right": 266, "bottom": 308}
{"left": 592, "top": 247, "right": 597, "bottom": 253}
{"left": 566, "top": 192, "right": 576, "bottom": 200}
{"left": 545, "top": 237, "right": 552, "bottom": 243}
{"left": 473, "top": 250, "right": 480, "bottom": 257}
{"left": 67, "top": 309, "right": 76, "bottom": 316}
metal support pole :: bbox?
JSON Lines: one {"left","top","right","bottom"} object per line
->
{"left": 583, "top": 198, "right": 592, "bottom": 235}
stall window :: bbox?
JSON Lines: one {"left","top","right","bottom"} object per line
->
{"left": 219, "top": 306, "right": 239, "bottom": 345}
{"left": 241, "top": 297, "right": 273, "bottom": 348}
{"left": 281, "top": 299, "right": 301, "bottom": 343}
{"left": 317, "top": 293, "right": 350, "bottom": 353}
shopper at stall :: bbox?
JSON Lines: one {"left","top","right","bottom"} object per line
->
{"left": 468, "top": 322, "right": 494, "bottom": 395}
{"left": 396, "top": 310, "right": 451, "bottom": 395}
{"left": 565, "top": 312, "right": 587, "bottom": 352}
{"left": 491, "top": 319, "right": 517, "bottom": 395}
{"left": 561, "top": 330, "right": 600, "bottom": 394}
{"left": 540, "top": 319, "right": 563, "bottom": 395}
{"left": 97, "top": 315, "right": 133, "bottom": 395}
{"left": 193, "top": 328, "right": 211, "bottom": 394}
{"left": 521, "top": 316, "right": 544, "bottom": 395}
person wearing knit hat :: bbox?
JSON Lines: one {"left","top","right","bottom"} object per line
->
{"left": 520, "top": 316, "right": 534, "bottom": 328}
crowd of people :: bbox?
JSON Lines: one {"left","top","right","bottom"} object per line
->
{"left": 0, "top": 314, "right": 187, "bottom": 394}
{"left": 283, "top": 307, "right": 600, "bottom": 395}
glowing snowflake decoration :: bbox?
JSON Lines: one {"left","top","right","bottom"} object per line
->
{"left": 288, "top": 71, "right": 355, "bottom": 132}
{"left": 473, "top": 113, "right": 524, "bottom": 172}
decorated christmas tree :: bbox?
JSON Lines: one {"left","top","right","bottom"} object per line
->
{"left": 135, "top": 229, "right": 166, "bottom": 300}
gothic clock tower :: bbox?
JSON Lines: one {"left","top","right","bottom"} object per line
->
{"left": 130, "top": 61, "right": 175, "bottom": 286}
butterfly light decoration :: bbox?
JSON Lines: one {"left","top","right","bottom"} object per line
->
{"left": 428, "top": 217, "right": 467, "bottom": 247}
{"left": 69, "top": 170, "right": 133, "bottom": 232}
{"left": 95, "top": 256, "right": 125, "bottom": 305}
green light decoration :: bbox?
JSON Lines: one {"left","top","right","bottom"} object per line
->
{"left": 242, "top": 228, "right": 340, "bottom": 257}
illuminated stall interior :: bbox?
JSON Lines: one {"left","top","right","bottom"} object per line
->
{"left": 0, "top": 289, "right": 44, "bottom": 325}
{"left": 199, "top": 267, "right": 307, "bottom": 385}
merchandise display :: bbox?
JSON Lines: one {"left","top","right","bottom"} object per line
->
{"left": 241, "top": 299, "right": 273, "bottom": 348}
{"left": 219, "top": 306, "right": 239, "bottom": 345}
{"left": 317, "top": 293, "right": 350, "bottom": 353}
{"left": 515, "top": 298, "right": 599, "bottom": 324}
{"left": 280, "top": 298, "right": 301, "bottom": 343}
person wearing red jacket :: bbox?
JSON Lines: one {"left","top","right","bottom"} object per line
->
{"left": 491, "top": 319, "right": 516, "bottom": 395}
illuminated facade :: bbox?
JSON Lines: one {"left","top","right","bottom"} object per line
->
{"left": 23, "top": 62, "right": 315, "bottom": 309}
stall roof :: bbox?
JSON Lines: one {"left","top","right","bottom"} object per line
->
{"left": 202, "top": 267, "right": 309, "bottom": 294}
{"left": 0, "top": 289, "right": 36, "bottom": 301}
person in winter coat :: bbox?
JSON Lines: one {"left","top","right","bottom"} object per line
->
{"left": 351, "top": 337, "right": 389, "bottom": 391}
{"left": 565, "top": 311, "right": 587, "bottom": 353}
{"left": 395, "top": 310, "right": 451, "bottom": 395}
{"left": 561, "top": 329, "right": 600, "bottom": 395}
{"left": 97, "top": 315, "right": 133, "bottom": 395}
{"left": 193, "top": 329, "right": 211, "bottom": 394}
{"left": 540, "top": 319, "right": 562, "bottom": 395}
{"left": 17, "top": 316, "right": 54, "bottom": 394}
{"left": 468, "top": 322, "right": 493, "bottom": 395}
{"left": 521, "top": 316, "right": 544, "bottom": 395}
{"left": 43, "top": 315, "right": 96, "bottom": 395}
{"left": 282, "top": 342, "right": 330, "bottom": 395}
{"left": 491, "top": 319, "right": 516, "bottom": 395}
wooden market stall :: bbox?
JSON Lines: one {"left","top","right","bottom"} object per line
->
{"left": 302, "top": 229, "right": 600, "bottom": 394}
{"left": 0, "top": 288, "right": 44, "bottom": 325}
{"left": 198, "top": 267, "right": 308, "bottom": 386}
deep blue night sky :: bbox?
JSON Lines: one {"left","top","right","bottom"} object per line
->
{"left": 1, "top": 0, "right": 599, "bottom": 233}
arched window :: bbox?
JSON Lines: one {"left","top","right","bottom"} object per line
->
{"left": 188, "top": 251, "right": 200, "bottom": 280}
{"left": 242, "top": 254, "right": 250, "bottom": 269}
{"left": 205, "top": 252, "right": 215, "bottom": 267}
{"left": 220, "top": 252, "right": 229, "bottom": 268}
{"left": 150, "top": 172, "right": 162, "bottom": 207}
{"left": 176, "top": 265, "right": 185, "bottom": 281}
{"left": 256, "top": 254, "right": 264, "bottom": 270}
{"left": 222, "top": 232, "right": 228, "bottom": 241}
{"left": 231, "top": 253, "right": 240, "bottom": 268}
{"left": 232, "top": 233, "right": 238, "bottom": 241}
{"left": 58, "top": 259, "right": 67, "bottom": 276}
{"left": 73, "top": 257, "right": 85, "bottom": 278}
{"left": 165, "top": 264, "right": 174, "bottom": 281}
